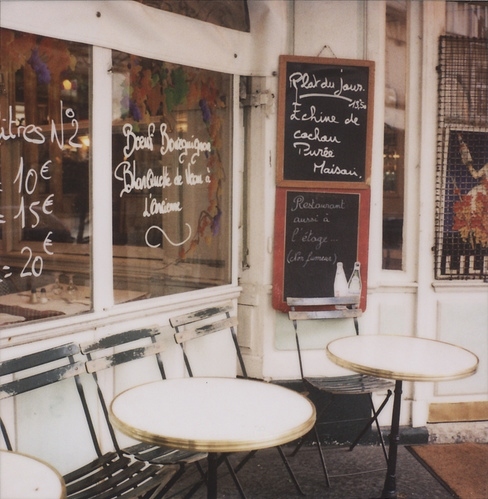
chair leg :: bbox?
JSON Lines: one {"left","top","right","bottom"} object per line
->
{"left": 289, "top": 397, "right": 333, "bottom": 458}
{"left": 287, "top": 410, "right": 331, "bottom": 488}
{"left": 348, "top": 390, "right": 392, "bottom": 464}
{"left": 313, "top": 424, "right": 331, "bottom": 488}
{"left": 371, "top": 391, "right": 391, "bottom": 463}
{"left": 233, "top": 450, "right": 257, "bottom": 474}
{"left": 146, "top": 465, "right": 187, "bottom": 499}
{"left": 161, "top": 461, "right": 207, "bottom": 499}
{"left": 183, "top": 454, "right": 247, "bottom": 499}
{"left": 277, "top": 446, "right": 305, "bottom": 495}
{"left": 234, "top": 447, "right": 303, "bottom": 495}
{"left": 223, "top": 455, "right": 247, "bottom": 499}
{"left": 289, "top": 389, "right": 391, "bottom": 489}
{"left": 183, "top": 478, "right": 205, "bottom": 499}
{"left": 288, "top": 436, "right": 305, "bottom": 458}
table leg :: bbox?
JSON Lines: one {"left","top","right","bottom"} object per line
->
{"left": 381, "top": 380, "right": 403, "bottom": 499}
{"left": 207, "top": 452, "right": 218, "bottom": 499}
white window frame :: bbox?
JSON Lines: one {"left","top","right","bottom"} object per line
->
{"left": 366, "top": 0, "right": 422, "bottom": 288}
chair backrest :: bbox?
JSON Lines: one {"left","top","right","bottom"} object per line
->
{"left": 0, "top": 343, "right": 84, "bottom": 401}
{"left": 82, "top": 327, "right": 168, "bottom": 377}
{"left": 286, "top": 296, "right": 362, "bottom": 380}
{"left": 170, "top": 301, "right": 247, "bottom": 378}
{"left": 0, "top": 342, "right": 102, "bottom": 459}
{"left": 80, "top": 327, "right": 170, "bottom": 450}
{"left": 80, "top": 306, "right": 245, "bottom": 449}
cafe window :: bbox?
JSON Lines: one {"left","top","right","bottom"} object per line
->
{"left": 0, "top": 28, "right": 234, "bottom": 327}
{"left": 383, "top": 1, "right": 407, "bottom": 271}
{"left": 111, "top": 51, "right": 233, "bottom": 298}
{"left": 0, "top": 28, "right": 92, "bottom": 325}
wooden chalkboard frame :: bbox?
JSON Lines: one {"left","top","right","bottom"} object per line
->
{"left": 276, "top": 55, "right": 374, "bottom": 189}
{"left": 272, "top": 186, "right": 370, "bottom": 312}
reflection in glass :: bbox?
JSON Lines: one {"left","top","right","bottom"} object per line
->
{"left": 383, "top": 3, "right": 406, "bottom": 270}
{"left": 111, "top": 51, "right": 232, "bottom": 299}
{"left": 0, "top": 28, "right": 92, "bottom": 326}
{"left": 67, "top": 274, "right": 78, "bottom": 298}
{"left": 138, "top": 0, "right": 251, "bottom": 32}
{"left": 52, "top": 272, "right": 63, "bottom": 295}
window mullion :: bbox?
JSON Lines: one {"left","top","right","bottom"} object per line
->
{"left": 91, "top": 46, "right": 114, "bottom": 311}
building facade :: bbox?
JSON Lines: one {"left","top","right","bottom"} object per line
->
{"left": 1, "top": 0, "right": 487, "bottom": 474}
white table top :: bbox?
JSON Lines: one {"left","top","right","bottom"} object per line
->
{"left": 110, "top": 377, "right": 316, "bottom": 453}
{"left": 326, "top": 335, "right": 479, "bottom": 382}
{"left": 0, "top": 450, "right": 66, "bottom": 499}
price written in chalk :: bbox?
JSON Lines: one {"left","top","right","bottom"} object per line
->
{"left": 278, "top": 56, "right": 373, "bottom": 186}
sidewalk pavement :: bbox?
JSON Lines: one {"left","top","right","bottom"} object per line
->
{"left": 165, "top": 444, "right": 454, "bottom": 499}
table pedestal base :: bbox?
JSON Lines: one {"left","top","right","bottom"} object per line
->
{"left": 206, "top": 453, "right": 247, "bottom": 499}
{"left": 381, "top": 380, "right": 403, "bottom": 499}
{"left": 207, "top": 453, "right": 218, "bottom": 499}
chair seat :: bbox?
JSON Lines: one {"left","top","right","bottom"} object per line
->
{"left": 125, "top": 442, "right": 207, "bottom": 465}
{"left": 304, "top": 374, "right": 394, "bottom": 395}
{"left": 64, "top": 451, "right": 174, "bottom": 499}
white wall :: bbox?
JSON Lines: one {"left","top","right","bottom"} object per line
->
{"left": 293, "top": 0, "right": 366, "bottom": 60}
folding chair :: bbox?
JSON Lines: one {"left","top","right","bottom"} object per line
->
{"left": 287, "top": 296, "right": 394, "bottom": 487}
{"left": 0, "top": 342, "right": 172, "bottom": 498}
{"left": 80, "top": 327, "right": 208, "bottom": 498}
{"left": 170, "top": 301, "right": 305, "bottom": 497}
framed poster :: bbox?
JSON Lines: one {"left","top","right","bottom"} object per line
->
{"left": 276, "top": 55, "right": 374, "bottom": 188}
{"left": 435, "top": 127, "right": 488, "bottom": 278}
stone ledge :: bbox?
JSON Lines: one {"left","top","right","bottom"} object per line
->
{"left": 428, "top": 421, "right": 488, "bottom": 444}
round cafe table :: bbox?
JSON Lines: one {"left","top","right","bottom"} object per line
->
{"left": 109, "top": 377, "right": 316, "bottom": 499}
{"left": 326, "top": 334, "right": 479, "bottom": 499}
{"left": 0, "top": 449, "right": 66, "bottom": 499}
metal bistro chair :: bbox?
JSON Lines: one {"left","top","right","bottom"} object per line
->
{"left": 80, "top": 327, "right": 208, "bottom": 499}
{"left": 0, "top": 342, "right": 172, "bottom": 499}
{"left": 170, "top": 301, "right": 305, "bottom": 497}
{"left": 287, "top": 296, "right": 394, "bottom": 487}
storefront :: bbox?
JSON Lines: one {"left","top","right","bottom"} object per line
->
{"left": 0, "top": 1, "right": 265, "bottom": 345}
{"left": 1, "top": 0, "right": 487, "bottom": 474}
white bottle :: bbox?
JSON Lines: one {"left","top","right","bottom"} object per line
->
{"left": 334, "top": 262, "right": 349, "bottom": 297}
{"left": 348, "top": 261, "right": 362, "bottom": 295}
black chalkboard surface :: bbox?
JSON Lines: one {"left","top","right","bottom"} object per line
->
{"left": 276, "top": 55, "right": 374, "bottom": 188}
{"left": 272, "top": 187, "right": 370, "bottom": 312}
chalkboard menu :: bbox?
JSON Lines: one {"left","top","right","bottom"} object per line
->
{"left": 276, "top": 55, "right": 374, "bottom": 188}
{"left": 272, "top": 187, "right": 370, "bottom": 312}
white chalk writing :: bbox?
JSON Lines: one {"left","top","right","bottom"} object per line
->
{"left": 114, "top": 162, "right": 173, "bottom": 196}
{"left": 285, "top": 64, "right": 368, "bottom": 181}
{"left": 145, "top": 223, "right": 192, "bottom": 248}
{"left": 290, "top": 195, "right": 345, "bottom": 212}
{"left": 160, "top": 123, "right": 211, "bottom": 164}
{"left": 123, "top": 123, "right": 155, "bottom": 158}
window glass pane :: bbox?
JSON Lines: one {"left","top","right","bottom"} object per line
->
{"left": 0, "top": 28, "right": 92, "bottom": 326}
{"left": 111, "top": 52, "right": 232, "bottom": 298}
{"left": 383, "top": 3, "right": 406, "bottom": 270}
{"left": 137, "top": 0, "right": 251, "bottom": 32}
